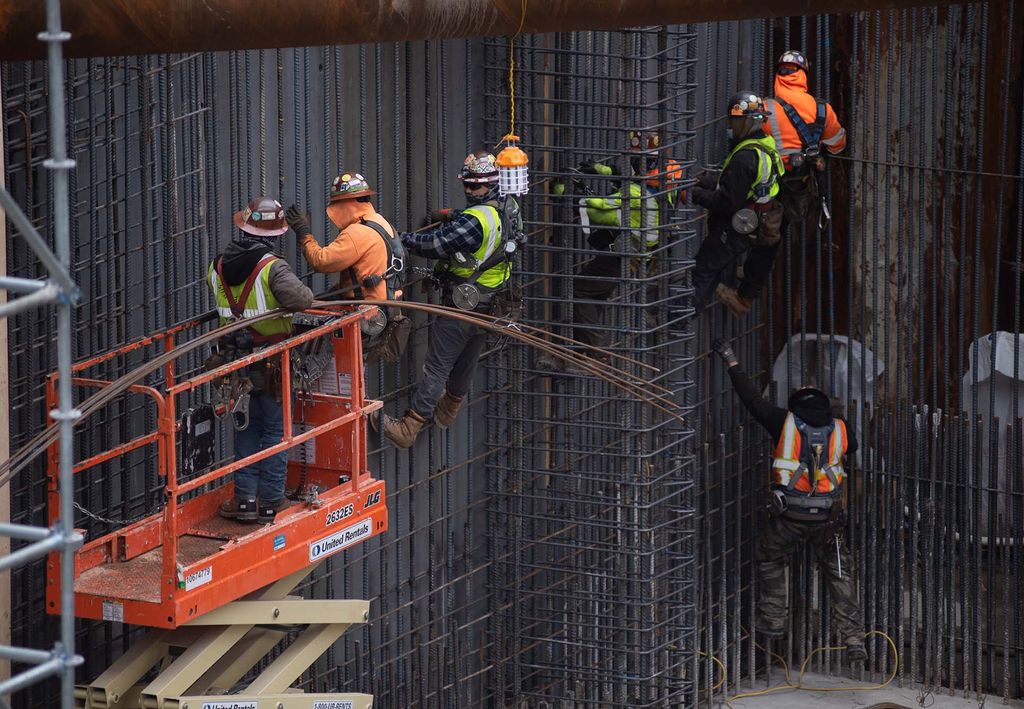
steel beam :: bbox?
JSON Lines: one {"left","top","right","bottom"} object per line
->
{"left": 0, "top": 0, "right": 965, "bottom": 60}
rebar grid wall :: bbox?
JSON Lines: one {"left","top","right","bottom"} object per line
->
{"left": 2, "top": 5, "right": 1023, "bottom": 709}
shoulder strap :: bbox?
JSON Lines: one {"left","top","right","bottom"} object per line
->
{"left": 359, "top": 217, "right": 395, "bottom": 265}
{"left": 216, "top": 253, "right": 276, "bottom": 318}
{"left": 775, "top": 97, "right": 826, "bottom": 149}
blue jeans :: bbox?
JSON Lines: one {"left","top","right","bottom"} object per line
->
{"left": 409, "top": 312, "right": 487, "bottom": 418}
{"left": 232, "top": 393, "right": 287, "bottom": 502}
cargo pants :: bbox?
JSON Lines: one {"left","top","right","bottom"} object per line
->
{"left": 756, "top": 513, "right": 863, "bottom": 644}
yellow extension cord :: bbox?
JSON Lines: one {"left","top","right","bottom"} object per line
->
{"left": 700, "top": 629, "right": 899, "bottom": 707}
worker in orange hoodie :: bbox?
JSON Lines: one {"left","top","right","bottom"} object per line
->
{"left": 763, "top": 50, "right": 847, "bottom": 225}
{"left": 285, "top": 172, "right": 409, "bottom": 362}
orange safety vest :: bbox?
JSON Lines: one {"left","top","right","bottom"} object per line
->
{"left": 771, "top": 413, "right": 847, "bottom": 494}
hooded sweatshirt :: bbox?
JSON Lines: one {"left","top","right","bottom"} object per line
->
{"left": 763, "top": 68, "right": 847, "bottom": 165}
{"left": 727, "top": 365, "right": 858, "bottom": 456}
{"left": 690, "top": 123, "right": 763, "bottom": 237}
{"left": 300, "top": 200, "right": 395, "bottom": 301}
{"left": 214, "top": 238, "right": 313, "bottom": 311}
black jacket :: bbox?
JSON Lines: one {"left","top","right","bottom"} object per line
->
{"left": 691, "top": 147, "right": 759, "bottom": 238}
{"left": 727, "top": 366, "right": 858, "bottom": 457}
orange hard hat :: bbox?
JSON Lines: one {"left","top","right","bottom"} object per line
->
{"left": 644, "top": 159, "right": 683, "bottom": 188}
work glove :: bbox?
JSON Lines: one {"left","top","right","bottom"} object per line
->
{"left": 578, "top": 160, "right": 616, "bottom": 177}
{"left": 421, "top": 209, "right": 453, "bottom": 229}
{"left": 696, "top": 172, "right": 717, "bottom": 190}
{"left": 711, "top": 338, "right": 739, "bottom": 368}
{"left": 285, "top": 205, "right": 312, "bottom": 238}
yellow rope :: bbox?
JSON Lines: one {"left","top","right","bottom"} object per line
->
{"left": 502, "top": 0, "right": 528, "bottom": 144}
{"left": 713, "top": 630, "right": 899, "bottom": 708}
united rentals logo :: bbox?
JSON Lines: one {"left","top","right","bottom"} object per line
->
{"left": 201, "top": 702, "right": 257, "bottom": 709}
{"left": 309, "top": 519, "right": 372, "bottom": 562}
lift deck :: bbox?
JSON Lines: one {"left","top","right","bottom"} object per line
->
{"left": 40, "top": 307, "right": 385, "bottom": 707}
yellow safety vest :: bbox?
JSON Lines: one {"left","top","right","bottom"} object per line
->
{"left": 207, "top": 255, "right": 292, "bottom": 342}
{"left": 720, "top": 136, "right": 783, "bottom": 203}
{"left": 445, "top": 203, "right": 512, "bottom": 289}
{"left": 584, "top": 182, "right": 661, "bottom": 249}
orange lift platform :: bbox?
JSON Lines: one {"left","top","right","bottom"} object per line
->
{"left": 42, "top": 306, "right": 385, "bottom": 709}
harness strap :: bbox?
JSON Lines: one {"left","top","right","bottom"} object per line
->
{"left": 776, "top": 97, "right": 827, "bottom": 150}
{"left": 216, "top": 253, "right": 277, "bottom": 318}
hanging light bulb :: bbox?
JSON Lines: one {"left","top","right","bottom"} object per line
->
{"left": 496, "top": 135, "right": 529, "bottom": 196}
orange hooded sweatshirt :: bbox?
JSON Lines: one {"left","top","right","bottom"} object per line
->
{"left": 763, "top": 68, "right": 846, "bottom": 168}
{"left": 300, "top": 200, "right": 395, "bottom": 301}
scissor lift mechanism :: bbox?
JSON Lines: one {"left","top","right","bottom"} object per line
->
{"left": 43, "top": 307, "right": 385, "bottom": 708}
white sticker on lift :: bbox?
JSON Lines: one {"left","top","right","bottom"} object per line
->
{"left": 309, "top": 518, "right": 372, "bottom": 562}
{"left": 101, "top": 600, "right": 124, "bottom": 623}
{"left": 337, "top": 372, "right": 352, "bottom": 397}
{"left": 313, "top": 701, "right": 354, "bottom": 709}
{"left": 184, "top": 566, "right": 213, "bottom": 591}
{"left": 201, "top": 702, "right": 257, "bottom": 709}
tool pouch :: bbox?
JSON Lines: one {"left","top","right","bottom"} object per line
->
{"left": 752, "top": 202, "right": 784, "bottom": 246}
{"left": 491, "top": 286, "right": 524, "bottom": 322}
{"left": 779, "top": 171, "right": 813, "bottom": 223}
{"left": 365, "top": 309, "right": 412, "bottom": 364}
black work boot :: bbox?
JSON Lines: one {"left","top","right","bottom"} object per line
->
{"left": 258, "top": 498, "right": 290, "bottom": 524}
{"left": 219, "top": 496, "right": 258, "bottom": 522}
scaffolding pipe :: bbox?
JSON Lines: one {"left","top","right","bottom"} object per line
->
{"left": 0, "top": 284, "right": 60, "bottom": 321}
{"left": 0, "top": 276, "right": 49, "bottom": 294}
{"left": 0, "top": 0, "right": 964, "bottom": 59}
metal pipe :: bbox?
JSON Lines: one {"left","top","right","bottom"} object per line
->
{"left": 0, "top": 189, "right": 76, "bottom": 298}
{"left": 0, "top": 657, "right": 64, "bottom": 697}
{"left": 0, "top": 284, "right": 61, "bottom": 321}
{"left": 0, "top": 276, "right": 48, "bottom": 294}
{"left": 0, "top": 0, "right": 963, "bottom": 60}
{"left": 0, "top": 533, "right": 65, "bottom": 572}
{"left": 0, "top": 645, "right": 53, "bottom": 665}
{"left": 0, "top": 522, "right": 52, "bottom": 542}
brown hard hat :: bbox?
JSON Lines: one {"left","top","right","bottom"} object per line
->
{"left": 234, "top": 196, "right": 288, "bottom": 237}
{"left": 329, "top": 172, "right": 376, "bottom": 201}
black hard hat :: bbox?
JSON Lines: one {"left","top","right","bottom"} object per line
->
{"left": 777, "top": 50, "right": 810, "bottom": 73}
{"left": 728, "top": 91, "right": 770, "bottom": 119}
{"left": 788, "top": 386, "right": 830, "bottom": 412}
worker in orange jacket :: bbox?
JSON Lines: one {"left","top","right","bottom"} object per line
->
{"left": 286, "top": 172, "right": 409, "bottom": 362}
{"left": 763, "top": 50, "right": 847, "bottom": 225}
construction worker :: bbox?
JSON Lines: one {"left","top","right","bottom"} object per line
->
{"left": 690, "top": 91, "right": 784, "bottom": 317}
{"left": 208, "top": 196, "right": 313, "bottom": 524}
{"left": 711, "top": 338, "right": 866, "bottom": 663}
{"left": 285, "top": 172, "right": 409, "bottom": 362}
{"left": 764, "top": 50, "right": 847, "bottom": 224}
{"left": 376, "top": 151, "right": 519, "bottom": 447}
{"left": 540, "top": 131, "right": 683, "bottom": 367}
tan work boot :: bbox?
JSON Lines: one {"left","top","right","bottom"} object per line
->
{"left": 715, "top": 283, "right": 752, "bottom": 317}
{"left": 433, "top": 390, "right": 465, "bottom": 429}
{"left": 381, "top": 410, "right": 428, "bottom": 449}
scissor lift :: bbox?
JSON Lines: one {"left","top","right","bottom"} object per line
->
{"left": 43, "top": 307, "right": 385, "bottom": 708}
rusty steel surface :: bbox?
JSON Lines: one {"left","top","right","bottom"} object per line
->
{"left": 0, "top": 0, "right": 963, "bottom": 59}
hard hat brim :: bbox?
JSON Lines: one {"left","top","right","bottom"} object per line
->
{"left": 329, "top": 187, "right": 377, "bottom": 201}
{"left": 233, "top": 209, "right": 288, "bottom": 236}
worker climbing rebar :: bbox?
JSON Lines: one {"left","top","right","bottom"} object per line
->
{"left": 712, "top": 338, "right": 866, "bottom": 664}
{"left": 763, "top": 50, "right": 847, "bottom": 227}
{"left": 539, "top": 130, "right": 684, "bottom": 370}
{"left": 690, "top": 91, "right": 784, "bottom": 316}
{"left": 286, "top": 172, "right": 410, "bottom": 362}
{"left": 374, "top": 151, "right": 523, "bottom": 448}
{"left": 207, "top": 196, "right": 313, "bottom": 523}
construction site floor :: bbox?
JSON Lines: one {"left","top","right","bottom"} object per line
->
{"left": 726, "top": 671, "right": 1024, "bottom": 708}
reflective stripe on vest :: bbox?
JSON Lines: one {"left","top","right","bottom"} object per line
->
{"left": 721, "top": 136, "right": 783, "bottom": 204}
{"left": 208, "top": 259, "right": 292, "bottom": 337}
{"left": 764, "top": 98, "right": 803, "bottom": 161}
{"left": 771, "top": 412, "right": 847, "bottom": 494}
{"left": 446, "top": 203, "right": 511, "bottom": 289}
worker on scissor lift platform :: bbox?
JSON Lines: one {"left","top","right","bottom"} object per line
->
{"left": 538, "top": 131, "right": 683, "bottom": 371}
{"left": 286, "top": 172, "right": 410, "bottom": 363}
{"left": 207, "top": 196, "right": 313, "bottom": 524}
{"left": 712, "top": 338, "right": 866, "bottom": 664}
{"left": 374, "top": 150, "right": 523, "bottom": 447}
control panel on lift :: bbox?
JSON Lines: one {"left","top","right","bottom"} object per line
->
{"left": 44, "top": 306, "right": 386, "bottom": 629}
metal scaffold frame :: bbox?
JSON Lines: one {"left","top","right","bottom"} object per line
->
{"left": 0, "top": 0, "right": 82, "bottom": 707}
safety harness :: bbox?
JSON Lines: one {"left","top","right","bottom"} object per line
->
{"left": 771, "top": 413, "right": 847, "bottom": 521}
{"left": 445, "top": 197, "right": 524, "bottom": 311}
{"left": 346, "top": 217, "right": 406, "bottom": 300}
{"left": 215, "top": 253, "right": 287, "bottom": 345}
{"left": 775, "top": 97, "right": 827, "bottom": 171}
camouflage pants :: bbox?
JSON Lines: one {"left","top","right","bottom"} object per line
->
{"left": 756, "top": 513, "right": 863, "bottom": 643}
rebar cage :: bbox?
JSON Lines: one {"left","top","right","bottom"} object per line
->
{"left": 3, "top": 5, "right": 1024, "bottom": 707}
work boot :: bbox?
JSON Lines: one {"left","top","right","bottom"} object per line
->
{"left": 219, "top": 496, "right": 258, "bottom": 522}
{"left": 715, "top": 283, "right": 752, "bottom": 316}
{"left": 258, "top": 498, "right": 290, "bottom": 524}
{"left": 433, "top": 390, "right": 465, "bottom": 429}
{"left": 381, "top": 410, "right": 428, "bottom": 449}
{"left": 846, "top": 637, "right": 867, "bottom": 664}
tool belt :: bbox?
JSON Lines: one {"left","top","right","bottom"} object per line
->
{"left": 364, "top": 306, "right": 412, "bottom": 364}
{"left": 770, "top": 486, "right": 842, "bottom": 522}
{"left": 731, "top": 200, "right": 783, "bottom": 245}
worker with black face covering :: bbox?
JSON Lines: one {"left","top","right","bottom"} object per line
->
{"left": 712, "top": 338, "right": 866, "bottom": 664}
{"left": 690, "top": 91, "right": 784, "bottom": 317}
